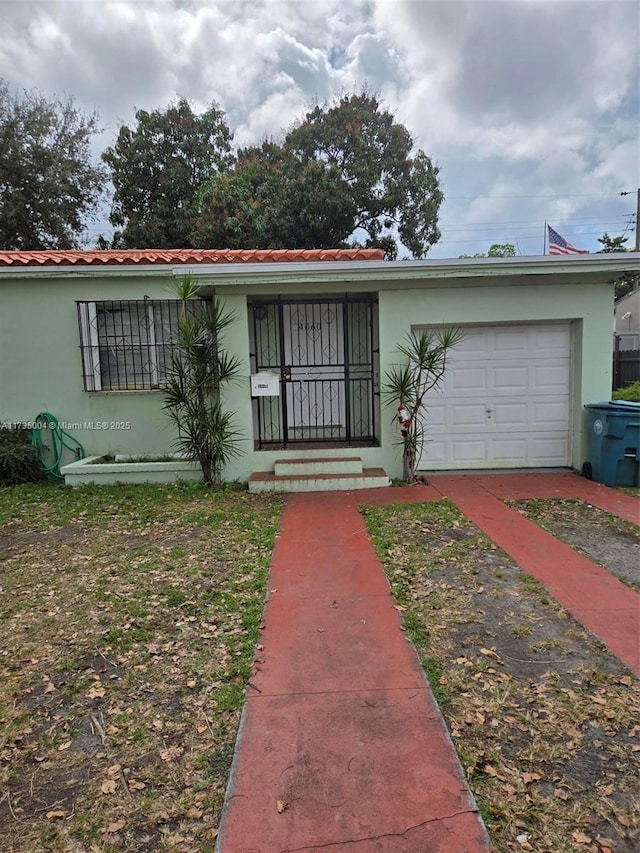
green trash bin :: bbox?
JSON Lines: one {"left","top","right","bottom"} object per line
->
{"left": 584, "top": 402, "right": 640, "bottom": 487}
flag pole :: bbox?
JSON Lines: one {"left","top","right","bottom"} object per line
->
{"left": 543, "top": 220, "right": 547, "bottom": 255}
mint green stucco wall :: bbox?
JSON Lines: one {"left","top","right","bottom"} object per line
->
{"left": 0, "top": 267, "right": 614, "bottom": 481}
{"left": 1, "top": 273, "right": 179, "bottom": 459}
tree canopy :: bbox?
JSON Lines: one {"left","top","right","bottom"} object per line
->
{"left": 102, "top": 98, "right": 233, "bottom": 249}
{"left": 0, "top": 80, "right": 106, "bottom": 250}
{"left": 1, "top": 87, "right": 443, "bottom": 257}
{"left": 459, "top": 243, "right": 516, "bottom": 258}
{"left": 597, "top": 233, "right": 628, "bottom": 253}
{"left": 192, "top": 93, "right": 443, "bottom": 259}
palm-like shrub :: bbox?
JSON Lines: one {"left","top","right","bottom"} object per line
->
{"left": 384, "top": 327, "right": 463, "bottom": 483}
{"left": 163, "top": 275, "right": 243, "bottom": 486}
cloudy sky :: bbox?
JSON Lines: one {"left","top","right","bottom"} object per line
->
{"left": 1, "top": 0, "right": 638, "bottom": 257}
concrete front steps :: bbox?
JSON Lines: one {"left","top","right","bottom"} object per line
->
{"left": 248, "top": 456, "right": 391, "bottom": 493}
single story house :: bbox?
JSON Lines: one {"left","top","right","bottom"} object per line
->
{"left": 1, "top": 248, "right": 636, "bottom": 487}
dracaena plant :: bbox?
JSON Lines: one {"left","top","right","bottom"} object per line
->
{"left": 384, "top": 326, "right": 463, "bottom": 483}
{"left": 163, "top": 274, "right": 243, "bottom": 486}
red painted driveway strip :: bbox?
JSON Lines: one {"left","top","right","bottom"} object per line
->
{"left": 216, "top": 492, "right": 491, "bottom": 852}
{"left": 430, "top": 475, "right": 640, "bottom": 675}
{"left": 466, "top": 471, "right": 640, "bottom": 525}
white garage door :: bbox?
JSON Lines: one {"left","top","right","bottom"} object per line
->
{"left": 416, "top": 323, "right": 572, "bottom": 470}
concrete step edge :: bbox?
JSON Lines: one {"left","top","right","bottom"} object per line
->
{"left": 274, "top": 457, "right": 363, "bottom": 476}
{"left": 248, "top": 469, "right": 391, "bottom": 493}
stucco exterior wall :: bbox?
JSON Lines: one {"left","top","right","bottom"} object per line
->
{"left": 0, "top": 265, "right": 615, "bottom": 481}
{"left": 1, "top": 272, "right": 178, "bottom": 458}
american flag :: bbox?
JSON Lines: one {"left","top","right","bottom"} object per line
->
{"left": 547, "top": 225, "right": 589, "bottom": 255}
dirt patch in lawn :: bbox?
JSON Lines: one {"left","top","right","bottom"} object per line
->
{"left": 508, "top": 498, "right": 640, "bottom": 592}
{"left": 363, "top": 499, "right": 639, "bottom": 853}
{"left": 0, "top": 483, "right": 282, "bottom": 853}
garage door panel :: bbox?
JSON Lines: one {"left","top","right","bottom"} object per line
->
{"left": 530, "top": 436, "right": 569, "bottom": 465}
{"left": 492, "top": 438, "right": 528, "bottom": 461}
{"left": 534, "top": 363, "right": 570, "bottom": 390}
{"left": 423, "top": 439, "right": 446, "bottom": 463}
{"left": 536, "top": 328, "right": 571, "bottom": 355}
{"left": 449, "top": 366, "right": 487, "bottom": 391}
{"left": 489, "top": 365, "right": 530, "bottom": 394}
{"left": 533, "top": 400, "right": 569, "bottom": 427}
{"left": 451, "top": 404, "right": 486, "bottom": 427}
{"left": 493, "top": 329, "right": 532, "bottom": 354}
{"left": 493, "top": 366, "right": 529, "bottom": 391}
{"left": 424, "top": 405, "right": 446, "bottom": 428}
{"left": 414, "top": 323, "right": 571, "bottom": 470}
{"left": 453, "top": 330, "right": 489, "bottom": 359}
{"left": 492, "top": 402, "right": 527, "bottom": 426}
{"left": 452, "top": 439, "right": 486, "bottom": 462}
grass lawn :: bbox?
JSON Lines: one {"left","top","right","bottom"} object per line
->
{"left": 0, "top": 483, "right": 282, "bottom": 853}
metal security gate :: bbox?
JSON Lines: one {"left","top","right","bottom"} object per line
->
{"left": 250, "top": 296, "right": 379, "bottom": 448}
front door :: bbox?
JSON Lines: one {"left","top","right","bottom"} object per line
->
{"left": 250, "top": 296, "right": 379, "bottom": 448}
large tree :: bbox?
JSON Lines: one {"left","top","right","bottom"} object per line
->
{"left": 0, "top": 80, "right": 106, "bottom": 250}
{"left": 103, "top": 98, "right": 233, "bottom": 248}
{"left": 192, "top": 93, "right": 443, "bottom": 259}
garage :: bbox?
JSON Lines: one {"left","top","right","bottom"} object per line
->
{"left": 416, "top": 322, "right": 572, "bottom": 470}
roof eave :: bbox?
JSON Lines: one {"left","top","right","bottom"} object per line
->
{"left": 176, "top": 252, "right": 640, "bottom": 285}
{"left": 0, "top": 252, "right": 636, "bottom": 282}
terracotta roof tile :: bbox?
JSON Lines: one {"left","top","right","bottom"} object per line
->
{"left": 0, "top": 248, "right": 385, "bottom": 267}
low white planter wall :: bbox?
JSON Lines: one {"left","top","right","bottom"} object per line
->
{"left": 61, "top": 455, "right": 202, "bottom": 486}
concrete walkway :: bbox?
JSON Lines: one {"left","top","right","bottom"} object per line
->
{"left": 216, "top": 474, "right": 639, "bottom": 852}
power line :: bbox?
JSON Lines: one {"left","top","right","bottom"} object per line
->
{"left": 440, "top": 213, "right": 633, "bottom": 228}
{"left": 437, "top": 229, "right": 633, "bottom": 246}
{"left": 443, "top": 192, "right": 628, "bottom": 200}
{"left": 439, "top": 219, "right": 633, "bottom": 235}
{"left": 440, "top": 224, "right": 633, "bottom": 238}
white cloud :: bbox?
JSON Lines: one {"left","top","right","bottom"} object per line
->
{"left": 0, "top": 0, "right": 637, "bottom": 254}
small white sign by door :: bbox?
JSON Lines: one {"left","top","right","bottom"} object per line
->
{"left": 251, "top": 371, "right": 280, "bottom": 397}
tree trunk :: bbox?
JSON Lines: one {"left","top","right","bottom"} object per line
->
{"left": 402, "top": 443, "right": 415, "bottom": 483}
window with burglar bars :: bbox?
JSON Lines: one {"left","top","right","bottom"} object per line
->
{"left": 76, "top": 300, "right": 182, "bottom": 391}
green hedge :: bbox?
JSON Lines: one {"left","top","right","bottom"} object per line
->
{"left": 612, "top": 382, "right": 640, "bottom": 403}
{"left": 0, "top": 426, "right": 44, "bottom": 485}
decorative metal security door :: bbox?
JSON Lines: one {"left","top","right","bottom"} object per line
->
{"left": 250, "top": 296, "right": 379, "bottom": 448}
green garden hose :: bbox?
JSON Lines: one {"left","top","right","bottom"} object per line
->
{"left": 31, "top": 412, "right": 85, "bottom": 479}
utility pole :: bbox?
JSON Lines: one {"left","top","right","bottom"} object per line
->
{"left": 620, "top": 188, "right": 640, "bottom": 251}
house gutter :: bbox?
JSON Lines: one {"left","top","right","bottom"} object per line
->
{"left": 174, "top": 253, "right": 639, "bottom": 287}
